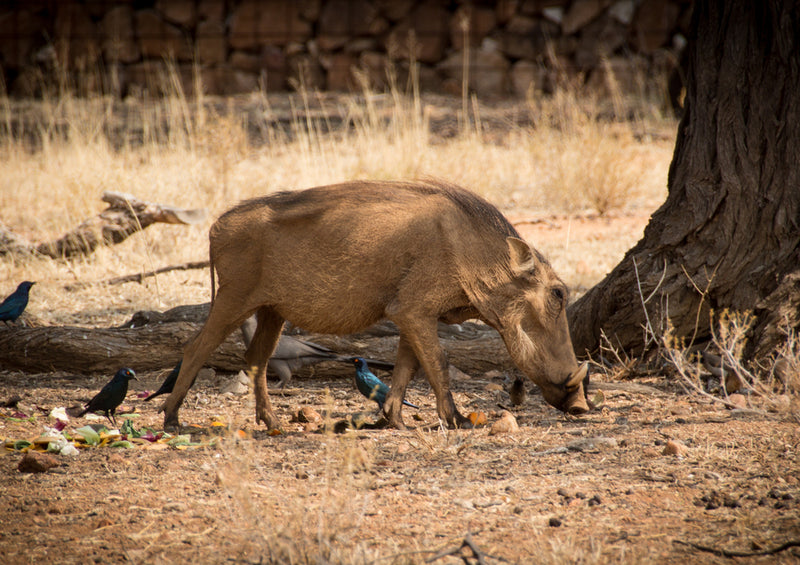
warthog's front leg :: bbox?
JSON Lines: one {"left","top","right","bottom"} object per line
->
{"left": 382, "top": 335, "right": 419, "bottom": 429}
{"left": 392, "top": 318, "right": 472, "bottom": 429}
{"left": 245, "top": 307, "right": 284, "bottom": 430}
{"left": 163, "top": 291, "right": 249, "bottom": 432}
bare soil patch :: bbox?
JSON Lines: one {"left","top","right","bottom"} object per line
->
{"left": 2, "top": 213, "right": 798, "bottom": 564}
{"left": 2, "top": 356, "right": 798, "bottom": 564}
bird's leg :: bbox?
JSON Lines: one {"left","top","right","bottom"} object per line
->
{"left": 381, "top": 335, "right": 419, "bottom": 430}
{"left": 245, "top": 307, "right": 284, "bottom": 430}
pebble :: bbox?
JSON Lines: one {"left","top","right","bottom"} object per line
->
{"left": 566, "top": 437, "right": 618, "bottom": 452}
{"left": 489, "top": 411, "right": 519, "bottom": 435}
{"left": 18, "top": 452, "right": 59, "bottom": 473}
{"left": 727, "top": 393, "right": 747, "bottom": 408}
{"left": 296, "top": 406, "right": 322, "bottom": 423}
{"left": 662, "top": 439, "right": 688, "bottom": 456}
{"left": 548, "top": 517, "right": 562, "bottom": 527}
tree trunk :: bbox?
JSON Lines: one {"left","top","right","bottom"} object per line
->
{"left": 568, "top": 0, "right": 800, "bottom": 361}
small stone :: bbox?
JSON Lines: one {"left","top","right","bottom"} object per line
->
{"left": 548, "top": 517, "right": 562, "bottom": 527}
{"left": 642, "top": 447, "right": 660, "bottom": 458}
{"left": 728, "top": 393, "right": 747, "bottom": 408}
{"left": 18, "top": 452, "right": 59, "bottom": 473}
{"left": 662, "top": 440, "right": 688, "bottom": 456}
{"left": 567, "top": 437, "right": 618, "bottom": 452}
{"left": 588, "top": 494, "right": 602, "bottom": 506}
{"left": 221, "top": 372, "right": 249, "bottom": 395}
{"left": 489, "top": 411, "right": 519, "bottom": 435}
{"left": 556, "top": 488, "right": 572, "bottom": 498}
{"left": 296, "top": 406, "right": 322, "bottom": 424}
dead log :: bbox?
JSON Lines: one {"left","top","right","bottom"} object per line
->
{"left": 0, "top": 191, "right": 207, "bottom": 259}
{"left": 0, "top": 323, "right": 243, "bottom": 373}
{"left": 0, "top": 320, "right": 511, "bottom": 376}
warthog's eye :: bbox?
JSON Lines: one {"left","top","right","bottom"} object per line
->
{"left": 550, "top": 287, "right": 566, "bottom": 307}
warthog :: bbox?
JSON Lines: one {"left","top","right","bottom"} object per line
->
{"left": 162, "top": 180, "right": 589, "bottom": 430}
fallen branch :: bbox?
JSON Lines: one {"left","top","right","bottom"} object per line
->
{"left": 674, "top": 538, "right": 800, "bottom": 558}
{"left": 65, "top": 260, "right": 211, "bottom": 290}
{"left": 0, "top": 191, "right": 207, "bottom": 259}
{"left": 425, "top": 533, "right": 511, "bottom": 564}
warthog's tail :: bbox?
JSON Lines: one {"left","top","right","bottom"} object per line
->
{"left": 209, "top": 246, "right": 217, "bottom": 307}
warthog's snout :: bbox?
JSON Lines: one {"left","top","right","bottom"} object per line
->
{"left": 545, "top": 362, "right": 591, "bottom": 415}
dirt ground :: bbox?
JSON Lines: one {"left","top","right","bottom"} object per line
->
{"left": 2, "top": 212, "right": 799, "bottom": 565}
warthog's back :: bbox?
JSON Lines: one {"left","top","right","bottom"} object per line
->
{"left": 210, "top": 180, "right": 521, "bottom": 333}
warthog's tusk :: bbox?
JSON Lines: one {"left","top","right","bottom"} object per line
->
{"left": 567, "top": 361, "right": 589, "bottom": 388}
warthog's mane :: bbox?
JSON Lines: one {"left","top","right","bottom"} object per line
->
{"left": 219, "top": 179, "right": 522, "bottom": 240}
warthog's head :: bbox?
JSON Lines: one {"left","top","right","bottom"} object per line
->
{"left": 472, "top": 237, "right": 590, "bottom": 415}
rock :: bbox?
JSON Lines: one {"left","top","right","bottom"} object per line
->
{"left": 631, "top": 0, "right": 681, "bottom": 54}
{"left": 156, "top": 0, "right": 196, "bottom": 26}
{"left": 561, "top": 0, "right": 610, "bottom": 35}
{"left": 484, "top": 383, "right": 504, "bottom": 392}
{"left": 100, "top": 5, "right": 139, "bottom": 63}
{"left": 229, "top": 0, "right": 311, "bottom": 50}
{"left": 196, "top": 21, "right": 226, "bottom": 65}
{"left": 511, "top": 59, "right": 549, "bottom": 97}
{"left": 135, "top": 10, "right": 193, "bottom": 61}
{"left": 296, "top": 406, "right": 322, "bottom": 424}
{"left": 450, "top": 5, "right": 496, "bottom": 50}
{"left": 548, "top": 516, "right": 562, "bottom": 527}
{"left": 18, "top": 452, "right": 60, "bottom": 474}
{"left": 662, "top": 439, "right": 688, "bottom": 457}
{"left": 221, "top": 371, "right": 250, "bottom": 395}
{"left": 499, "top": 15, "right": 557, "bottom": 60}
{"left": 489, "top": 410, "right": 519, "bottom": 435}
{"left": 438, "top": 45, "right": 510, "bottom": 97}
{"left": 318, "top": 0, "right": 377, "bottom": 51}
{"left": 321, "top": 52, "right": 356, "bottom": 90}
{"left": 386, "top": 3, "right": 449, "bottom": 63}
{"left": 727, "top": 393, "right": 747, "bottom": 409}
{"left": 567, "top": 437, "right": 618, "bottom": 452}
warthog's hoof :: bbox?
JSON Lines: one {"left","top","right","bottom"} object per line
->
{"left": 164, "top": 415, "right": 181, "bottom": 433}
{"left": 255, "top": 409, "right": 280, "bottom": 430}
{"left": 386, "top": 415, "right": 408, "bottom": 430}
{"left": 452, "top": 413, "right": 474, "bottom": 429}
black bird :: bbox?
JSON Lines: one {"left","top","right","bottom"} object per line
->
{"left": 78, "top": 368, "right": 137, "bottom": 426}
{"left": 506, "top": 375, "right": 527, "bottom": 407}
{"left": 0, "top": 281, "right": 35, "bottom": 326}
{"left": 144, "top": 361, "right": 181, "bottom": 402}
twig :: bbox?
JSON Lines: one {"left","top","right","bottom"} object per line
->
{"left": 674, "top": 538, "right": 800, "bottom": 557}
{"left": 425, "top": 533, "right": 511, "bottom": 564}
{"left": 664, "top": 347, "right": 766, "bottom": 412}
{"left": 65, "top": 260, "right": 210, "bottom": 289}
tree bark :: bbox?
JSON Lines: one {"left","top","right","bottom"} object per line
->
{"left": 568, "top": 0, "right": 800, "bottom": 361}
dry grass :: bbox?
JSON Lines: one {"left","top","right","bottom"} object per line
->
{"left": 0, "top": 69, "right": 674, "bottom": 327}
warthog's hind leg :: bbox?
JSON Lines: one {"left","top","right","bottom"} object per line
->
{"left": 382, "top": 335, "right": 420, "bottom": 429}
{"left": 245, "top": 307, "right": 284, "bottom": 429}
{"left": 392, "top": 318, "right": 472, "bottom": 430}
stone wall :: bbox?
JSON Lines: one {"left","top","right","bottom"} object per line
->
{"left": 0, "top": 0, "right": 692, "bottom": 99}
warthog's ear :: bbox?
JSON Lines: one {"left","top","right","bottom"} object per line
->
{"left": 506, "top": 237, "right": 536, "bottom": 274}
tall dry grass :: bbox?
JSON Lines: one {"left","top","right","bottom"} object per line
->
{"left": 0, "top": 63, "right": 675, "bottom": 326}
